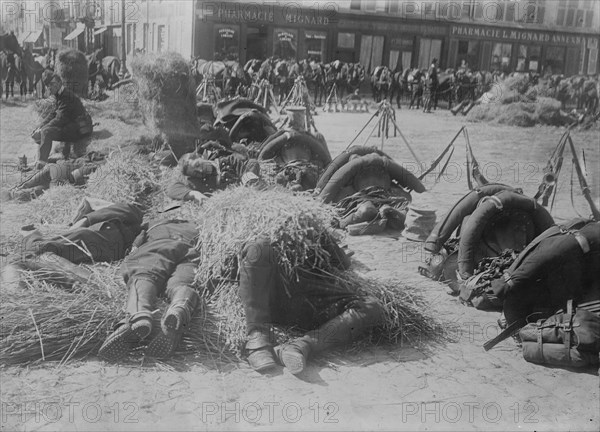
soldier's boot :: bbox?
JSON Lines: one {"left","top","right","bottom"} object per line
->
{"left": 146, "top": 287, "right": 200, "bottom": 359}
{"left": 275, "top": 298, "right": 385, "bottom": 375}
{"left": 239, "top": 239, "right": 278, "bottom": 372}
{"left": 98, "top": 280, "right": 157, "bottom": 362}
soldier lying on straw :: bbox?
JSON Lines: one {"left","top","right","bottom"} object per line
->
{"left": 3, "top": 199, "right": 143, "bottom": 286}
{"left": 166, "top": 145, "right": 261, "bottom": 204}
{"left": 1, "top": 157, "right": 103, "bottom": 203}
{"left": 98, "top": 218, "right": 201, "bottom": 361}
{"left": 239, "top": 235, "right": 385, "bottom": 375}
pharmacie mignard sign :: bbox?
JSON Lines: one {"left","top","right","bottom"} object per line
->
{"left": 452, "top": 25, "right": 597, "bottom": 46}
{"left": 198, "top": 2, "right": 329, "bottom": 25}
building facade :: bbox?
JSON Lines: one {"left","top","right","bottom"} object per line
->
{"left": 195, "top": 0, "right": 599, "bottom": 76}
{"left": 2, "top": 0, "right": 599, "bottom": 76}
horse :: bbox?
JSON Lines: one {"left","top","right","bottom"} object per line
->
{"left": 407, "top": 68, "right": 425, "bottom": 109}
{"left": 428, "top": 71, "right": 456, "bottom": 110}
{"left": 222, "top": 60, "right": 245, "bottom": 98}
{"left": 100, "top": 56, "right": 121, "bottom": 90}
{"left": 346, "top": 62, "right": 365, "bottom": 95}
{"left": 22, "top": 49, "right": 46, "bottom": 98}
{"left": 301, "top": 59, "right": 326, "bottom": 106}
{"left": 273, "top": 59, "right": 293, "bottom": 104}
{"left": 389, "top": 67, "right": 412, "bottom": 108}
{"left": 370, "top": 65, "right": 392, "bottom": 103}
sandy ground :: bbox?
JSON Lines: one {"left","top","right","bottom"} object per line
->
{"left": 1, "top": 94, "right": 599, "bottom": 432}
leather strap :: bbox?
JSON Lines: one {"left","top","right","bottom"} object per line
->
{"left": 564, "top": 300, "right": 573, "bottom": 362}
{"left": 536, "top": 319, "right": 545, "bottom": 364}
{"left": 572, "top": 231, "right": 590, "bottom": 253}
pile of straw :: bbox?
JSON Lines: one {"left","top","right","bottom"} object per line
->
{"left": 86, "top": 148, "right": 161, "bottom": 207}
{"left": 130, "top": 52, "right": 199, "bottom": 158}
{"left": 25, "top": 185, "right": 88, "bottom": 226}
{"left": 55, "top": 49, "right": 89, "bottom": 98}
{"left": 0, "top": 264, "right": 126, "bottom": 365}
{"left": 31, "top": 96, "right": 57, "bottom": 121}
{"left": 192, "top": 187, "right": 443, "bottom": 355}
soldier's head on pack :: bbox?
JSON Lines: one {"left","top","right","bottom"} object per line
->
{"left": 179, "top": 152, "right": 217, "bottom": 179}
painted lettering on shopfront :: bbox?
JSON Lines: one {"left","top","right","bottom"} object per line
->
{"left": 284, "top": 14, "right": 329, "bottom": 25}
{"left": 451, "top": 25, "right": 594, "bottom": 46}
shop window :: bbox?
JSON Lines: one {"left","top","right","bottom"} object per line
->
{"left": 214, "top": 25, "right": 239, "bottom": 61}
{"left": 544, "top": 46, "right": 565, "bottom": 75}
{"left": 419, "top": 38, "right": 442, "bottom": 70}
{"left": 273, "top": 28, "right": 297, "bottom": 60}
{"left": 305, "top": 31, "right": 326, "bottom": 62}
{"left": 457, "top": 40, "right": 479, "bottom": 70}
{"left": 338, "top": 32, "right": 355, "bottom": 49}
{"left": 516, "top": 45, "right": 541, "bottom": 72}
{"left": 364, "top": 1, "right": 375, "bottom": 12}
{"left": 491, "top": 42, "right": 512, "bottom": 73}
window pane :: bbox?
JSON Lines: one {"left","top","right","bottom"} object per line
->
{"left": 338, "top": 32, "right": 355, "bottom": 49}
{"left": 575, "top": 9, "right": 584, "bottom": 26}
{"left": 273, "top": 28, "right": 297, "bottom": 60}
{"left": 350, "top": 0, "right": 361, "bottom": 10}
{"left": 566, "top": 8, "right": 575, "bottom": 26}
{"left": 585, "top": 10, "right": 593, "bottom": 27}
{"left": 556, "top": 8, "right": 565, "bottom": 25}
{"left": 305, "top": 31, "right": 326, "bottom": 62}
{"left": 545, "top": 46, "right": 565, "bottom": 75}
{"left": 214, "top": 25, "right": 239, "bottom": 61}
{"left": 505, "top": 3, "right": 515, "bottom": 21}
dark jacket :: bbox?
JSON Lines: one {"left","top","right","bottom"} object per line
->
{"left": 41, "top": 86, "right": 87, "bottom": 129}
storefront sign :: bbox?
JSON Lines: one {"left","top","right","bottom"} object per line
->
{"left": 218, "top": 28, "right": 236, "bottom": 39}
{"left": 200, "top": 3, "right": 275, "bottom": 23}
{"left": 277, "top": 31, "right": 294, "bottom": 42}
{"left": 451, "top": 25, "right": 595, "bottom": 47}
{"left": 285, "top": 13, "right": 328, "bottom": 25}
{"left": 338, "top": 19, "right": 446, "bottom": 36}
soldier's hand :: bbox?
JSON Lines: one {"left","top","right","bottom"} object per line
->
{"left": 188, "top": 190, "right": 208, "bottom": 204}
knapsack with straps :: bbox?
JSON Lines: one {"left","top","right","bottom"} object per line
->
{"left": 519, "top": 299, "right": 600, "bottom": 368}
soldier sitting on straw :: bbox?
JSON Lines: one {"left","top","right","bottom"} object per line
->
{"left": 98, "top": 218, "right": 201, "bottom": 361}
{"left": 2, "top": 199, "right": 144, "bottom": 287}
{"left": 166, "top": 144, "right": 261, "bottom": 204}
{"left": 31, "top": 71, "right": 93, "bottom": 170}
{"left": 1, "top": 155, "right": 104, "bottom": 203}
{"left": 239, "top": 234, "right": 385, "bottom": 374}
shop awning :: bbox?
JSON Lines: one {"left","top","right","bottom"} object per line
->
{"left": 17, "top": 32, "right": 31, "bottom": 44}
{"left": 24, "top": 29, "right": 43, "bottom": 44}
{"left": 64, "top": 23, "right": 85, "bottom": 41}
{"left": 94, "top": 27, "right": 107, "bottom": 36}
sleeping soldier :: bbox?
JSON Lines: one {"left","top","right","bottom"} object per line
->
{"left": 2, "top": 200, "right": 143, "bottom": 286}
{"left": 98, "top": 218, "right": 201, "bottom": 361}
{"left": 239, "top": 234, "right": 385, "bottom": 375}
{"left": 166, "top": 145, "right": 261, "bottom": 203}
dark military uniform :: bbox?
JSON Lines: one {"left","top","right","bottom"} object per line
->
{"left": 21, "top": 203, "right": 143, "bottom": 264}
{"left": 35, "top": 85, "right": 89, "bottom": 164}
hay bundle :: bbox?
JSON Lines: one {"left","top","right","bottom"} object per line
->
{"left": 86, "top": 148, "right": 161, "bottom": 207}
{"left": 130, "top": 52, "right": 199, "bottom": 158}
{"left": 25, "top": 184, "right": 88, "bottom": 226}
{"left": 192, "top": 187, "right": 443, "bottom": 355}
{"left": 55, "top": 49, "right": 89, "bottom": 97}
{"left": 0, "top": 265, "right": 125, "bottom": 365}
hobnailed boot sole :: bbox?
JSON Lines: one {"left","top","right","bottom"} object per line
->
{"left": 247, "top": 347, "right": 278, "bottom": 372}
{"left": 145, "top": 309, "right": 186, "bottom": 359}
{"left": 98, "top": 320, "right": 152, "bottom": 362}
{"left": 145, "top": 329, "right": 183, "bottom": 359}
{"left": 276, "top": 345, "right": 307, "bottom": 375}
